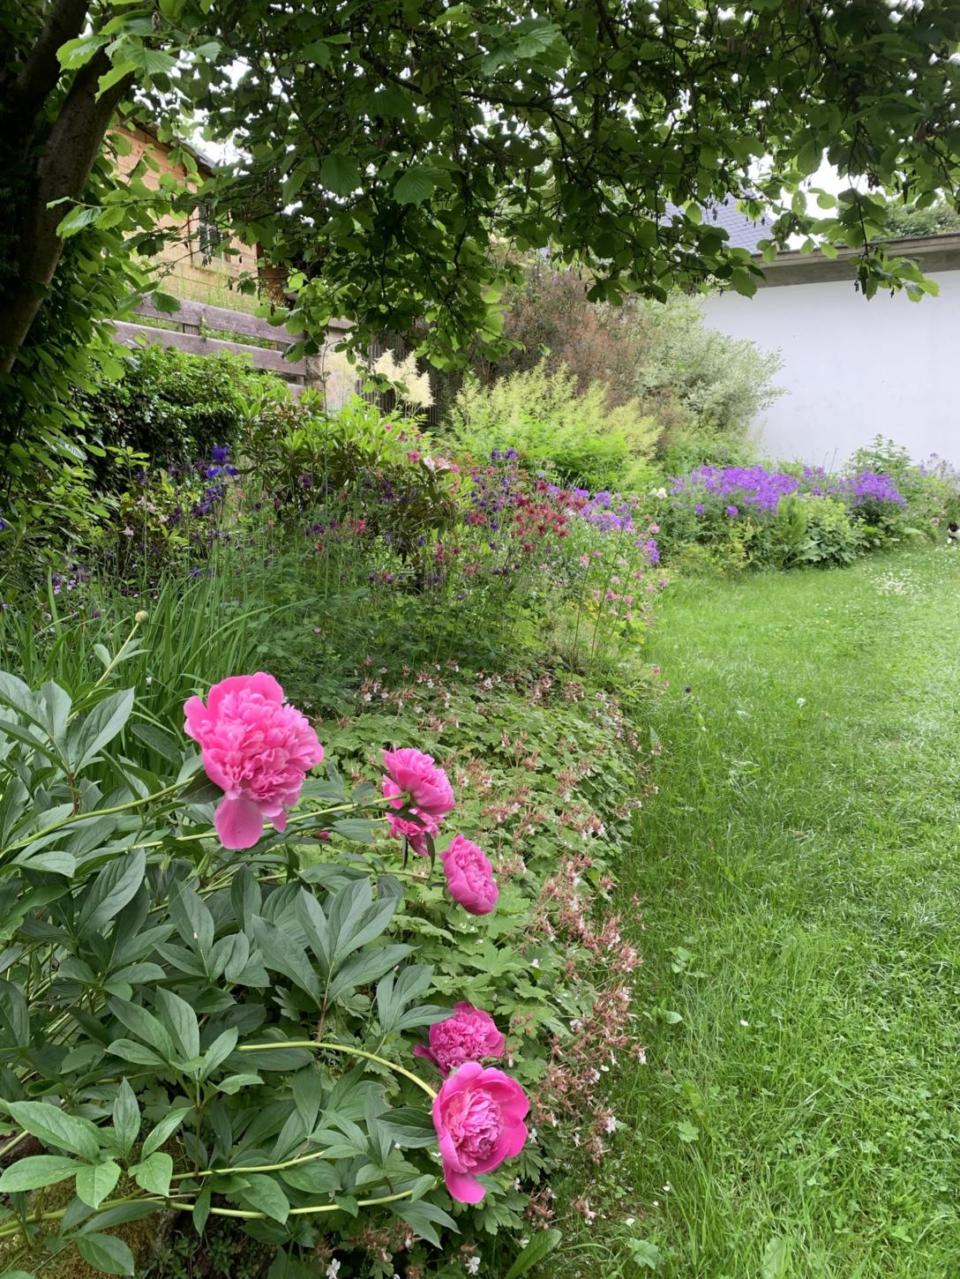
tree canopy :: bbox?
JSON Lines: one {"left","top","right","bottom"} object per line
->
{"left": 3, "top": 0, "right": 960, "bottom": 406}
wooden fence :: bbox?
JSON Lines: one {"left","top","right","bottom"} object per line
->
{"left": 112, "top": 299, "right": 353, "bottom": 402}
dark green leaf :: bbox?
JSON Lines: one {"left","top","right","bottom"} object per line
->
{"left": 4, "top": 1101, "right": 101, "bottom": 1160}
{"left": 504, "top": 1229, "right": 563, "bottom": 1279}
{"left": 130, "top": 1151, "right": 173, "bottom": 1197}
{"left": 238, "top": 1173, "right": 290, "bottom": 1223}
{"left": 75, "top": 1232, "right": 135, "bottom": 1276}
{"left": 78, "top": 852, "right": 146, "bottom": 934}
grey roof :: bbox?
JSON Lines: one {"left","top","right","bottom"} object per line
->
{"left": 663, "top": 195, "right": 771, "bottom": 253}
{"left": 701, "top": 195, "right": 770, "bottom": 252}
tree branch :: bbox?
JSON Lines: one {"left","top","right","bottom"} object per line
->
{"left": 9, "top": 0, "right": 92, "bottom": 127}
{"left": 0, "top": 47, "right": 134, "bottom": 374}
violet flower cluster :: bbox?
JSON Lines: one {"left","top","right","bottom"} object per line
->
{"left": 671, "top": 464, "right": 905, "bottom": 519}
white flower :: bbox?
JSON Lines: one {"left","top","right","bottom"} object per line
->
{"left": 326, "top": 1261, "right": 341, "bottom": 1279}
{"left": 466, "top": 1257, "right": 481, "bottom": 1275}
{"left": 604, "top": 1115, "right": 618, "bottom": 1133}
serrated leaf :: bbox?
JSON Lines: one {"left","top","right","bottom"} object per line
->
{"left": 320, "top": 153, "right": 360, "bottom": 196}
{"left": 58, "top": 34, "right": 108, "bottom": 69}
{"left": 394, "top": 167, "right": 438, "bottom": 205}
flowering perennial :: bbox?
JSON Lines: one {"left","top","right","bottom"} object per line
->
{"left": 414, "top": 1003, "right": 506, "bottom": 1075}
{"left": 441, "top": 834, "right": 500, "bottom": 915}
{"left": 432, "top": 1063, "right": 529, "bottom": 1203}
{"left": 184, "top": 673, "right": 324, "bottom": 849}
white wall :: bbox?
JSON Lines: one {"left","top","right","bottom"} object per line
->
{"left": 703, "top": 269, "right": 960, "bottom": 467}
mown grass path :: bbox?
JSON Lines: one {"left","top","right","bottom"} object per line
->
{"left": 560, "top": 547, "right": 960, "bottom": 1278}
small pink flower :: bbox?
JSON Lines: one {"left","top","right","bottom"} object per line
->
{"left": 386, "top": 811, "right": 436, "bottom": 856}
{"left": 382, "top": 747, "right": 454, "bottom": 832}
{"left": 441, "top": 835, "right": 498, "bottom": 915}
{"left": 184, "top": 674, "right": 324, "bottom": 850}
{"left": 414, "top": 1004, "right": 505, "bottom": 1075}
{"left": 432, "top": 1063, "right": 529, "bottom": 1203}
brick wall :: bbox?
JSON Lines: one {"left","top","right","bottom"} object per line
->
{"left": 111, "top": 123, "right": 260, "bottom": 312}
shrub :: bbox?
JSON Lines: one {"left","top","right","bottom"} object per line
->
{"left": 83, "top": 344, "right": 290, "bottom": 471}
{"left": 633, "top": 293, "right": 784, "bottom": 436}
{"left": 847, "top": 435, "right": 960, "bottom": 540}
{"left": 657, "top": 461, "right": 905, "bottom": 571}
{"left": 447, "top": 362, "right": 659, "bottom": 492}
{"left": 0, "top": 633, "right": 650, "bottom": 1276}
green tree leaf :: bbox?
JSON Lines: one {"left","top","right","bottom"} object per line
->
{"left": 320, "top": 154, "right": 360, "bottom": 196}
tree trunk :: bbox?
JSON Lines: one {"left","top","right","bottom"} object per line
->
{"left": 0, "top": 47, "right": 133, "bottom": 375}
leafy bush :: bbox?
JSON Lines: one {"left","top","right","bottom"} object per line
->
{"left": 447, "top": 362, "right": 659, "bottom": 492}
{"left": 83, "top": 345, "right": 290, "bottom": 472}
{"left": 0, "top": 631, "right": 650, "bottom": 1276}
{"left": 656, "top": 461, "right": 905, "bottom": 571}
{"left": 633, "top": 293, "right": 783, "bottom": 436}
{"left": 847, "top": 435, "right": 960, "bottom": 539}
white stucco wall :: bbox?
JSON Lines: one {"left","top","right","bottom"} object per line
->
{"left": 703, "top": 269, "right": 960, "bottom": 467}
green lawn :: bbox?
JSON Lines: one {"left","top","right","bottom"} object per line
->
{"left": 557, "top": 546, "right": 960, "bottom": 1278}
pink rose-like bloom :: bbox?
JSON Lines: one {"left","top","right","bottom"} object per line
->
{"left": 382, "top": 748, "right": 454, "bottom": 851}
{"left": 184, "top": 673, "right": 324, "bottom": 850}
{"left": 432, "top": 1063, "right": 529, "bottom": 1203}
{"left": 386, "top": 811, "right": 437, "bottom": 857}
{"left": 440, "top": 835, "right": 499, "bottom": 915}
{"left": 414, "top": 1003, "right": 506, "bottom": 1076}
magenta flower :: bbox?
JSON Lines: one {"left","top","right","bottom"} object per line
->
{"left": 184, "top": 674, "right": 324, "bottom": 850}
{"left": 382, "top": 747, "right": 454, "bottom": 849}
{"left": 432, "top": 1063, "right": 529, "bottom": 1203}
{"left": 440, "top": 835, "right": 499, "bottom": 915}
{"left": 386, "top": 811, "right": 437, "bottom": 857}
{"left": 414, "top": 1004, "right": 506, "bottom": 1076}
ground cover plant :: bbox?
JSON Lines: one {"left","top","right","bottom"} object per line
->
{"left": 650, "top": 444, "right": 960, "bottom": 572}
{"left": 0, "top": 385, "right": 662, "bottom": 1277}
{"left": 552, "top": 544, "right": 960, "bottom": 1278}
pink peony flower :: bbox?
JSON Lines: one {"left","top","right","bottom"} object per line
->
{"left": 386, "top": 811, "right": 437, "bottom": 857}
{"left": 432, "top": 1062, "right": 529, "bottom": 1203}
{"left": 414, "top": 1004, "right": 506, "bottom": 1075}
{"left": 440, "top": 835, "right": 499, "bottom": 915}
{"left": 184, "top": 673, "right": 324, "bottom": 850}
{"left": 382, "top": 748, "right": 454, "bottom": 852}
